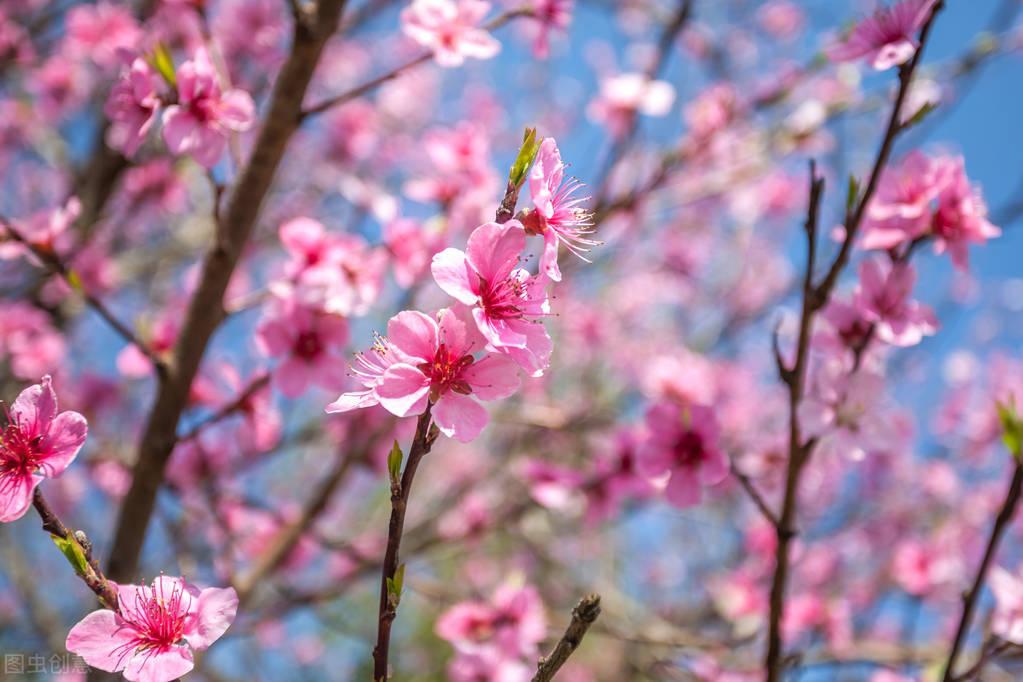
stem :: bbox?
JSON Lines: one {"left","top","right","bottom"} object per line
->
{"left": 763, "top": 7, "right": 943, "bottom": 678}
{"left": 941, "top": 461, "right": 1023, "bottom": 680}
{"left": 531, "top": 594, "right": 602, "bottom": 682}
{"left": 32, "top": 489, "right": 119, "bottom": 610}
{"left": 372, "top": 409, "right": 439, "bottom": 681}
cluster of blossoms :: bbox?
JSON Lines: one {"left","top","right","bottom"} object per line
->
{"left": 0, "top": 378, "right": 237, "bottom": 682}
{"left": 106, "top": 47, "right": 254, "bottom": 168}
{"left": 327, "top": 137, "right": 594, "bottom": 442}
{"left": 435, "top": 580, "right": 547, "bottom": 680}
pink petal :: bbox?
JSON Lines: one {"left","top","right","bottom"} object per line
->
{"left": 122, "top": 646, "right": 194, "bottom": 682}
{"left": 387, "top": 310, "right": 439, "bottom": 362}
{"left": 38, "top": 410, "right": 87, "bottom": 477}
{"left": 433, "top": 392, "right": 488, "bottom": 442}
{"left": 325, "top": 389, "right": 379, "bottom": 413}
{"left": 465, "top": 221, "right": 525, "bottom": 282}
{"left": 376, "top": 364, "right": 431, "bottom": 417}
{"left": 11, "top": 376, "right": 58, "bottom": 437}
{"left": 184, "top": 586, "right": 238, "bottom": 650}
{"left": 66, "top": 609, "right": 139, "bottom": 673}
{"left": 431, "top": 248, "right": 478, "bottom": 305}
{"left": 0, "top": 471, "right": 38, "bottom": 522}
{"left": 275, "top": 357, "right": 315, "bottom": 398}
{"left": 665, "top": 469, "right": 702, "bottom": 508}
{"left": 461, "top": 354, "right": 520, "bottom": 401}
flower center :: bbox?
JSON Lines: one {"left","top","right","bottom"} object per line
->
{"left": 418, "top": 342, "right": 473, "bottom": 401}
{"left": 673, "top": 430, "right": 706, "bottom": 468}
{"left": 479, "top": 275, "right": 524, "bottom": 320}
{"left": 294, "top": 331, "right": 323, "bottom": 361}
{"left": 0, "top": 422, "right": 42, "bottom": 488}
{"left": 114, "top": 581, "right": 191, "bottom": 663}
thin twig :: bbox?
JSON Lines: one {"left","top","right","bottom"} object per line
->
{"left": 532, "top": 594, "right": 602, "bottom": 682}
{"left": 730, "top": 461, "right": 779, "bottom": 527}
{"left": 372, "top": 409, "right": 440, "bottom": 681}
{"left": 301, "top": 8, "right": 533, "bottom": 120}
{"left": 31, "top": 489, "right": 119, "bottom": 610}
{"left": 942, "top": 461, "right": 1023, "bottom": 680}
{"left": 2, "top": 218, "right": 168, "bottom": 380}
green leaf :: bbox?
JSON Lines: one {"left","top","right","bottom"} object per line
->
{"left": 147, "top": 43, "right": 177, "bottom": 89}
{"left": 846, "top": 174, "right": 860, "bottom": 214}
{"left": 387, "top": 440, "right": 403, "bottom": 487}
{"left": 51, "top": 534, "right": 89, "bottom": 577}
{"left": 66, "top": 269, "right": 84, "bottom": 293}
{"left": 998, "top": 397, "right": 1023, "bottom": 459}
{"left": 507, "top": 127, "right": 542, "bottom": 190}
{"left": 902, "top": 101, "right": 938, "bottom": 130}
{"left": 385, "top": 564, "right": 406, "bottom": 607}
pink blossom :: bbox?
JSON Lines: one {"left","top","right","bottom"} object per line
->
{"left": 66, "top": 576, "right": 237, "bottom": 682}
{"left": 684, "top": 83, "right": 741, "bottom": 140}
{"left": 636, "top": 402, "right": 728, "bottom": 509}
{"left": 0, "top": 197, "right": 80, "bottom": 261}
{"left": 116, "top": 312, "right": 178, "bottom": 379}
{"left": 0, "top": 377, "right": 87, "bottom": 522}
{"left": 162, "top": 48, "right": 255, "bottom": 168}
{"left": 521, "top": 137, "right": 596, "bottom": 282}
{"left": 64, "top": 1, "right": 141, "bottom": 71}
{"left": 587, "top": 73, "right": 675, "bottom": 137}
{"left": 853, "top": 258, "right": 937, "bottom": 347}
{"left": 891, "top": 538, "right": 958, "bottom": 596}
{"left": 861, "top": 152, "right": 999, "bottom": 270}
{"left": 529, "top": 0, "right": 572, "bottom": 59}
{"left": 991, "top": 566, "right": 1023, "bottom": 644}
{"left": 931, "top": 156, "right": 1001, "bottom": 270}
{"left": 520, "top": 458, "right": 583, "bottom": 510}
{"left": 336, "top": 308, "right": 520, "bottom": 442}
{"left": 826, "top": 0, "right": 937, "bottom": 71}
{"left": 384, "top": 217, "right": 442, "bottom": 288}
{"left": 432, "top": 221, "right": 552, "bottom": 376}
{"left": 105, "top": 58, "right": 162, "bottom": 158}
{"left": 584, "top": 428, "right": 655, "bottom": 523}
{"left": 277, "top": 218, "right": 387, "bottom": 316}
{"left": 0, "top": 303, "right": 66, "bottom": 380}
{"left": 213, "top": 0, "right": 287, "bottom": 75}
{"left": 861, "top": 151, "right": 946, "bottom": 251}
{"left": 436, "top": 581, "right": 546, "bottom": 662}
{"left": 401, "top": 0, "right": 501, "bottom": 68}
{"left": 256, "top": 298, "right": 349, "bottom": 398}
{"left": 799, "top": 363, "right": 893, "bottom": 461}
{"left": 756, "top": 1, "right": 804, "bottom": 41}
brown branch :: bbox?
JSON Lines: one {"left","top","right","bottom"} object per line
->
{"left": 373, "top": 409, "right": 440, "bottom": 681}
{"left": 31, "top": 489, "right": 119, "bottom": 610}
{"left": 104, "top": 0, "right": 352, "bottom": 585}
{"left": 763, "top": 161, "right": 825, "bottom": 682}
{"left": 532, "top": 594, "right": 602, "bottom": 682}
{"left": 942, "top": 461, "right": 1023, "bottom": 680}
{"left": 763, "top": 7, "right": 944, "bottom": 679}
{"left": 1, "top": 218, "right": 168, "bottom": 379}
{"left": 300, "top": 8, "right": 533, "bottom": 120}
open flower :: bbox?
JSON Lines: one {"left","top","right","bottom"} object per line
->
{"left": 1, "top": 376, "right": 87, "bottom": 522}
{"left": 162, "top": 48, "right": 254, "bottom": 168}
{"left": 522, "top": 137, "right": 596, "bottom": 282}
{"left": 432, "top": 220, "right": 552, "bottom": 376}
{"left": 637, "top": 402, "right": 728, "bottom": 509}
{"left": 799, "top": 362, "right": 893, "bottom": 461}
{"left": 991, "top": 566, "right": 1023, "bottom": 644}
{"left": 826, "top": 0, "right": 937, "bottom": 71}
{"left": 256, "top": 298, "right": 349, "bottom": 398}
{"left": 436, "top": 581, "right": 546, "bottom": 663}
{"left": 105, "top": 58, "right": 161, "bottom": 157}
{"left": 401, "top": 0, "right": 501, "bottom": 68}
{"left": 66, "top": 576, "right": 238, "bottom": 682}
{"left": 854, "top": 258, "right": 937, "bottom": 347}
{"left": 362, "top": 308, "right": 520, "bottom": 442}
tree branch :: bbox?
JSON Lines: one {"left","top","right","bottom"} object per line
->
{"left": 531, "top": 594, "right": 602, "bottom": 682}
{"left": 105, "top": 0, "right": 352, "bottom": 585}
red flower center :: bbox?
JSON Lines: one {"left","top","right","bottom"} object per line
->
{"left": 113, "top": 581, "right": 191, "bottom": 665}
{"left": 479, "top": 275, "right": 524, "bottom": 321}
{"left": 673, "top": 429, "right": 706, "bottom": 467}
{"left": 418, "top": 342, "right": 474, "bottom": 401}
{"left": 293, "top": 331, "right": 323, "bottom": 361}
{"left": 0, "top": 422, "right": 42, "bottom": 490}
